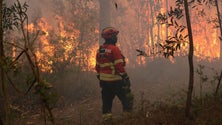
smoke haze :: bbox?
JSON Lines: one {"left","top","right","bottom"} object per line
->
{"left": 5, "top": 0, "right": 222, "bottom": 102}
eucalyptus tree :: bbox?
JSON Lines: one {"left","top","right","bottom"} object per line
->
{"left": 215, "top": 0, "right": 222, "bottom": 60}
{"left": 0, "top": 0, "right": 9, "bottom": 124}
{"left": 0, "top": 0, "right": 58, "bottom": 124}
{"left": 184, "top": 0, "right": 194, "bottom": 117}
{"left": 155, "top": 0, "right": 195, "bottom": 117}
{"left": 156, "top": 0, "right": 222, "bottom": 117}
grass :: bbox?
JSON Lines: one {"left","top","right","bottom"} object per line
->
{"left": 9, "top": 88, "right": 222, "bottom": 125}
{"left": 104, "top": 91, "right": 222, "bottom": 125}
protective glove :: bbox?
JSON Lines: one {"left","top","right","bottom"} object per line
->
{"left": 96, "top": 75, "right": 100, "bottom": 80}
{"left": 120, "top": 73, "right": 130, "bottom": 87}
{"left": 120, "top": 73, "right": 129, "bottom": 80}
{"left": 123, "top": 78, "right": 131, "bottom": 88}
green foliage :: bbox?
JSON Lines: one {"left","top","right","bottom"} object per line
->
{"left": 0, "top": 56, "right": 14, "bottom": 71}
{"left": 2, "top": 1, "right": 59, "bottom": 124}
{"left": 2, "top": 4, "right": 19, "bottom": 30}
{"left": 156, "top": 0, "right": 219, "bottom": 59}
{"left": 189, "top": 0, "right": 220, "bottom": 29}
{"left": 156, "top": 2, "right": 188, "bottom": 58}
{"left": 34, "top": 80, "right": 58, "bottom": 109}
{"left": 3, "top": 1, "right": 29, "bottom": 30}
{"left": 196, "top": 64, "right": 208, "bottom": 83}
{"left": 195, "top": 64, "right": 222, "bottom": 89}
{"left": 109, "top": 88, "right": 222, "bottom": 125}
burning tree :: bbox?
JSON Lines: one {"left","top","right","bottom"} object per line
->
{"left": 154, "top": 0, "right": 222, "bottom": 118}
{"left": 1, "top": 0, "right": 59, "bottom": 124}
{"left": 0, "top": 0, "right": 101, "bottom": 123}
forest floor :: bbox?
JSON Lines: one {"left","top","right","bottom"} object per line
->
{"left": 12, "top": 91, "right": 222, "bottom": 125}
{"left": 9, "top": 72, "right": 222, "bottom": 125}
{"left": 13, "top": 95, "right": 124, "bottom": 125}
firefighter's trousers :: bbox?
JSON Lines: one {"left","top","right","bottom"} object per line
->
{"left": 100, "top": 80, "right": 133, "bottom": 114}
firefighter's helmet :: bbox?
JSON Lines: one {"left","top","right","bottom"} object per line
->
{"left": 101, "top": 27, "right": 119, "bottom": 39}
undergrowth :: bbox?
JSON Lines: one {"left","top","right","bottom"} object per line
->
{"left": 107, "top": 90, "right": 222, "bottom": 125}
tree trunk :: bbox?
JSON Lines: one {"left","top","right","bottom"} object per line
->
{"left": 215, "top": 70, "right": 222, "bottom": 98}
{"left": 0, "top": 0, "right": 9, "bottom": 124}
{"left": 0, "top": 0, "right": 3, "bottom": 123}
{"left": 215, "top": 0, "right": 222, "bottom": 60}
{"left": 184, "top": 0, "right": 194, "bottom": 118}
{"left": 157, "top": 18, "right": 160, "bottom": 43}
{"left": 166, "top": 0, "right": 168, "bottom": 39}
{"left": 157, "top": 1, "right": 161, "bottom": 43}
{"left": 149, "top": 0, "right": 154, "bottom": 55}
{"left": 99, "top": 0, "right": 111, "bottom": 44}
{"left": 146, "top": 1, "right": 150, "bottom": 46}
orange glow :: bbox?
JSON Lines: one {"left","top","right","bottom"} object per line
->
{"left": 36, "top": 18, "right": 54, "bottom": 73}
{"left": 27, "top": 23, "right": 35, "bottom": 33}
{"left": 82, "top": 45, "right": 99, "bottom": 72}
{"left": 194, "top": 31, "right": 220, "bottom": 61}
{"left": 26, "top": 17, "right": 83, "bottom": 73}
{"left": 136, "top": 57, "right": 146, "bottom": 66}
{"left": 130, "top": 1, "right": 220, "bottom": 65}
{"left": 25, "top": 2, "right": 220, "bottom": 73}
{"left": 191, "top": 6, "right": 220, "bottom": 61}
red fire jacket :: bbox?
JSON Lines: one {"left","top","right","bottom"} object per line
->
{"left": 95, "top": 44, "right": 126, "bottom": 82}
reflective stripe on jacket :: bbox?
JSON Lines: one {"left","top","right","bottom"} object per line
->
{"left": 95, "top": 44, "right": 126, "bottom": 82}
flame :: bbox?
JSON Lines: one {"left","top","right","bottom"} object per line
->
{"left": 54, "top": 15, "right": 80, "bottom": 62}
{"left": 130, "top": 1, "right": 220, "bottom": 65}
{"left": 26, "top": 16, "right": 84, "bottom": 73}
{"left": 24, "top": 1, "right": 220, "bottom": 73}
{"left": 191, "top": 6, "right": 220, "bottom": 61}
{"left": 87, "top": 45, "right": 98, "bottom": 70}
{"left": 27, "top": 23, "right": 35, "bottom": 33}
{"left": 136, "top": 57, "right": 146, "bottom": 66}
{"left": 194, "top": 28, "right": 220, "bottom": 61}
{"left": 36, "top": 18, "right": 54, "bottom": 73}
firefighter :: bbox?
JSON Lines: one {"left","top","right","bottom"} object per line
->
{"left": 95, "top": 27, "right": 133, "bottom": 121}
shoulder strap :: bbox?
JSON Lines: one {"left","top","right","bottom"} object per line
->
{"left": 98, "top": 45, "right": 105, "bottom": 58}
{"left": 98, "top": 45, "right": 114, "bottom": 63}
{"left": 121, "top": 54, "right": 126, "bottom": 66}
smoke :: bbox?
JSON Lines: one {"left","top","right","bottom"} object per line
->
{"left": 5, "top": 0, "right": 222, "bottom": 102}
{"left": 5, "top": 0, "right": 73, "bottom": 26}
